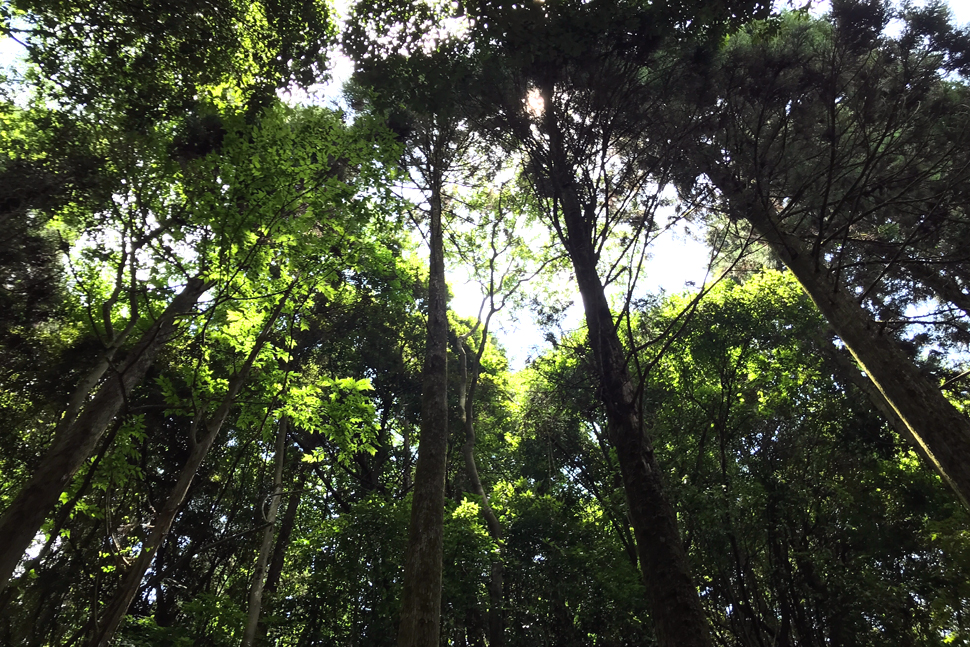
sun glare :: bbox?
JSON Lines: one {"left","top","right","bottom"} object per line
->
{"left": 525, "top": 87, "right": 545, "bottom": 117}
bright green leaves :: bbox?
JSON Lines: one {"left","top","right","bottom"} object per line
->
{"left": 651, "top": 270, "right": 822, "bottom": 420}
{"left": 12, "top": 0, "right": 336, "bottom": 125}
{"left": 287, "top": 376, "right": 378, "bottom": 456}
{"left": 187, "top": 104, "right": 400, "bottom": 288}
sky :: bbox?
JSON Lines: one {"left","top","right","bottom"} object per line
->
{"left": 2, "top": 0, "right": 970, "bottom": 369}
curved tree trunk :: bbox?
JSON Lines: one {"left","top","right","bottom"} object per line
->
{"left": 0, "top": 277, "right": 209, "bottom": 594}
{"left": 398, "top": 170, "right": 449, "bottom": 647}
{"left": 711, "top": 169, "right": 970, "bottom": 510}
{"left": 241, "top": 417, "right": 289, "bottom": 647}
{"left": 455, "top": 337, "right": 504, "bottom": 647}
{"left": 87, "top": 287, "right": 291, "bottom": 647}
{"left": 538, "top": 101, "right": 712, "bottom": 647}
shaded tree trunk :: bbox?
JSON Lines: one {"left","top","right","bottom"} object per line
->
{"left": 712, "top": 169, "right": 970, "bottom": 510}
{"left": 540, "top": 107, "right": 712, "bottom": 646}
{"left": 242, "top": 416, "right": 289, "bottom": 647}
{"left": 814, "top": 323, "right": 934, "bottom": 467}
{"left": 87, "top": 288, "right": 291, "bottom": 647}
{"left": 0, "top": 277, "right": 209, "bottom": 594}
{"left": 0, "top": 416, "right": 124, "bottom": 614}
{"left": 264, "top": 465, "right": 307, "bottom": 596}
{"left": 904, "top": 263, "right": 970, "bottom": 321}
{"left": 254, "top": 465, "right": 308, "bottom": 644}
{"left": 455, "top": 337, "right": 504, "bottom": 647}
{"left": 566, "top": 228, "right": 713, "bottom": 647}
{"left": 398, "top": 170, "right": 449, "bottom": 647}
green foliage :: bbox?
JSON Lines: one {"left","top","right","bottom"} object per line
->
{"left": 441, "top": 498, "right": 497, "bottom": 632}
{"left": 500, "top": 483, "right": 651, "bottom": 646}
{"left": 6, "top": 2, "right": 970, "bottom": 647}
{"left": 272, "top": 495, "right": 409, "bottom": 646}
{"left": 10, "top": 0, "right": 335, "bottom": 124}
{"left": 287, "top": 376, "right": 378, "bottom": 456}
{"left": 647, "top": 271, "right": 970, "bottom": 646}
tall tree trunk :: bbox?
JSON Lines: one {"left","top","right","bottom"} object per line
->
{"left": 264, "top": 465, "right": 306, "bottom": 597}
{"left": 0, "top": 277, "right": 209, "bottom": 594}
{"left": 87, "top": 289, "right": 291, "bottom": 647}
{"left": 814, "top": 324, "right": 934, "bottom": 467}
{"left": 455, "top": 338, "right": 504, "bottom": 647}
{"left": 539, "top": 155, "right": 711, "bottom": 647}
{"left": 566, "top": 227, "right": 713, "bottom": 647}
{"left": 398, "top": 172, "right": 449, "bottom": 647}
{"left": 241, "top": 417, "right": 288, "bottom": 647}
{"left": 0, "top": 416, "right": 124, "bottom": 614}
{"left": 534, "top": 89, "right": 711, "bottom": 646}
{"left": 712, "top": 170, "right": 970, "bottom": 510}
{"left": 254, "top": 466, "right": 307, "bottom": 644}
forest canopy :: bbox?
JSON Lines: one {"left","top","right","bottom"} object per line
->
{"left": 3, "top": 0, "right": 970, "bottom": 645}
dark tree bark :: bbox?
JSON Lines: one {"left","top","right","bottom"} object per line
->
{"left": 398, "top": 167, "right": 449, "bottom": 647}
{"left": 0, "top": 277, "right": 209, "bottom": 594}
{"left": 711, "top": 169, "right": 970, "bottom": 510}
{"left": 904, "top": 263, "right": 970, "bottom": 322}
{"left": 0, "top": 416, "right": 124, "bottom": 614}
{"left": 566, "top": 222, "right": 713, "bottom": 647}
{"left": 539, "top": 104, "right": 713, "bottom": 647}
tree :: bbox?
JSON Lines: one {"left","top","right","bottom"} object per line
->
{"left": 0, "top": 56, "right": 405, "bottom": 637}
{"left": 0, "top": 276, "right": 211, "bottom": 593}
{"left": 0, "top": 0, "right": 342, "bottom": 593}
{"left": 345, "top": 5, "right": 493, "bottom": 642}
{"left": 646, "top": 270, "right": 970, "bottom": 645}
{"left": 680, "top": 3, "right": 970, "bottom": 508}
{"left": 460, "top": 0, "right": 767, "bottom": 643}
{"left": 8, "top": 0, "right": 970, "bottom": 643}
{"left": 447, "top": 176, "right": 561, "bottom": 646}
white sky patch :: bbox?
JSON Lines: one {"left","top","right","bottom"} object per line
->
{"left": 0, "top": 16, "right": 27, "bottom": 66}
{"left": 804, "top": 0, "right": 970, "bottom": 25}
{"left": 447, "top": 219, "right": 712, "bottom": 371}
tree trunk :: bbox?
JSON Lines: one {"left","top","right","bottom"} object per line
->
{"left": 87, "top": 289, "right": 290, "bottom": 647}
{"left": 455, "top": 338, "right": 504, "bottom": 647}
{"left": 539, "top": 173, "right": 712, "bottom": 647}
{"left": 904, "top": 263, "right": 970, "bottom": 321}
{"left": 566, "top": 230, "right": 713, "bottom": 647}
{"left": 241, "top": 417, "right": 288, "bottom": 647}
{"left": 532, "top": 88, "right": 711, "bottom": 646}
{"left": 814, "top": 324, "right": 935, "bottom": 467}
{"left": 0, "top": 277, "right": 209, "bottom": 594}
{"left": 398, "top": 172, "right": 449, "bottom": 647}
{"left": 253, "top": 466, "right": 307, "bottom": 644}
{"left": 0, "top": 416, "right": 124, "bottom": 614}
{"left": 713, "top": 171, "right": 970, "bottom": 510}
{"left": 264, "top": 465, "right": 307, "bottom": 597}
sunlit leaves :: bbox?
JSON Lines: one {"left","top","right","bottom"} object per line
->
{"left": 286, "top": 376, "right": 378, "bottom": 455}
{"left": 12, "top": 0, "right": 335, "bottom": 124}
{"left": 642, "top": 270, "right": 970, "bottom": 645}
